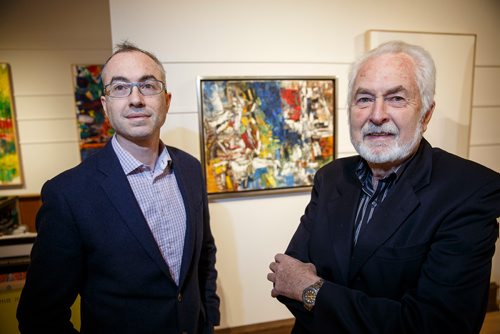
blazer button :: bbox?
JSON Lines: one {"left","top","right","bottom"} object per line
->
{"left": 177, "top": 293, "right": 182, "bottom": 302}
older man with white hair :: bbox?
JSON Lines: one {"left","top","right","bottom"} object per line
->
{"left": 268, "top": 41, "right": 500, "bottom": 334}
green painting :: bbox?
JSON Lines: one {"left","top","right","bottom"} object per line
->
{"left": 0, "top": 64, "right": 23, "bottom": 187}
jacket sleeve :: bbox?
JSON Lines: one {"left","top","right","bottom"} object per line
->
{"left": 279, "top": 168, "right": 500, "bottom": 334}
{"left": 17, "top": 180, "right": 81, "bottom": 333}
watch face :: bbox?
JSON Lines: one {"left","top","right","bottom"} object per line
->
{"left": 302, "top": 279, "right": 324, "bottom": 311}
{"left": 303, "top": 287, "right": 317, "bottom": 304}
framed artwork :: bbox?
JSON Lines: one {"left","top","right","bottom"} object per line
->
{"left": 198, "top": 76, "right": 336, "bottom": 198}
{"left": 73, "top": 65, "right": 114, "bottom": 160}
{"left": 0, "top": 63, "right": 24, "bottom": 188}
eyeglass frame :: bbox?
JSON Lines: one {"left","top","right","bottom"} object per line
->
{"left": 103, "top": 79, "right": 167, "bottom": 98}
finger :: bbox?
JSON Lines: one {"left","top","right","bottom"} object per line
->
{"left": 307, "top": 262, "right": 317, "bottom": 273}
{"left": 274, "top": 253, "right": 284, "bottom": 262}
{"left": 266, "top": 272, "right": 275, "bottom": 283}
{"left": 269, "top": 262, "right": 276, "bottom": 272}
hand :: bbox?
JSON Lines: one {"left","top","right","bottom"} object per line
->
{"left": 267, "top": 253, "right": 320, "bottom": 301}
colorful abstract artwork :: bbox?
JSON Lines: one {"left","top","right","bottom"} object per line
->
{"left": 199, "top": 77, "right": 335, "bottom": 197}
{"left": 73, "top": 65, "right": 113, "bottom": 160}
{"left": 0, "top": 64, "right": 23, "bottom": 187}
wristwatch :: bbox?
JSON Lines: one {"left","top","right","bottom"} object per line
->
{"left": 302, "top": 278, "right": 324, "bottom": 311}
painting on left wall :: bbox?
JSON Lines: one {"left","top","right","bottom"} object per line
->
{"left": 0, "top": 63, "right": 23, "bottom": 188}
{"left": 73, "top": 65, "right": 114, "bottom": 160}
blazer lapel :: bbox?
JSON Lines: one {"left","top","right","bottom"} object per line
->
{"left": 348, "top": 182, "right": 420, "bottom": 281}
{"left": 96, "top": 144, "right": 173, "bottom": 280}
{"left": 348, "top": 140, "right": 433, "bottom": 282}
{"left": 329, "top": 182, "right": 361, "bottom": 285}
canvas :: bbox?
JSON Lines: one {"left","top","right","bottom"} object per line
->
{"left": 0, "top": 64, "right": 23, "bottom": 188}
{"left": 198, "top": 77, "right": 336, "bottom": 198}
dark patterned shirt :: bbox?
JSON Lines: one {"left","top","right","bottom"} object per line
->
{"left": 353, "top": 160, "right": 404, "bottom": 245}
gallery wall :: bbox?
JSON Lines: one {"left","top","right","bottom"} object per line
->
{"left": 0, "top": 0, "right": 499, "bottom": 330}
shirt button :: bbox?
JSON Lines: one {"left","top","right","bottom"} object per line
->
{"left": 177, "top": 293, "right": 182, "bottom": 302}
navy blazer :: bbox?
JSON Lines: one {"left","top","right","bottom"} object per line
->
{"left": 17, "top": 142, "right": 220, "bottom": 334}
{"left": 280, "top": 139, "right": 500, "bottom": 334}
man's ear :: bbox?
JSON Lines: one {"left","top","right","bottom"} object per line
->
{"left": 100, "top": 95, "right": 109, "bottom": 118}
{"left": 165, "top": 92, "right": 172, "bottom": 113}
{"left": 421, "top": 101, "right": 435, "bottom": 133}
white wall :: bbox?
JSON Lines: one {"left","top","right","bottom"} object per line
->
{"left": 0, "top": 0, "right": 499, "bottom": 329}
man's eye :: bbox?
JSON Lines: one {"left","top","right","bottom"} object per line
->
{"left": 355, "top": 96, "right": 374, "bottom": 106}
{"left": 386, "top": 96, "right": 407, "bottom": 107}
{"left": 142, "top": 83, "right": 155, "bottom": 89}
{"left": 113, "top": 84, "right": 129, "bottom": 91}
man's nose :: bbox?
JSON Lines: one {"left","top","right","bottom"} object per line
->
{"left": 128, "top": 86, "right": 145, "bottom": 106}
{"left": 369, "top": 97, "right": 389, "bottom": 124}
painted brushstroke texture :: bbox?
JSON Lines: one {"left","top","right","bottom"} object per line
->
{"left": 74, "top": 65, "right": 114, "bottom": 160}
{"left": 0, "top": 64, "right": 22, "bottom": 186}
{"left": 202, "top": 79, "right": 334, "bottom": 194}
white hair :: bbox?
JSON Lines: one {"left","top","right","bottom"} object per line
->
{"left": 347, "top": 40, "right": 436, "bottom": 118}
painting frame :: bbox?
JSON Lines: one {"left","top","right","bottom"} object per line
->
{"left": 0, "top": 63, "right": 24, "bottom": 188}
{"left": 197, "top": 76, "right": 336, "bottom": 199}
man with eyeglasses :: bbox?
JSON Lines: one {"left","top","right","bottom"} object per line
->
{"left": 17, "top": 42, "right": 220, "bottom": 334}
{"left": 268, "top": 41, "right": 500, "bottom": 333}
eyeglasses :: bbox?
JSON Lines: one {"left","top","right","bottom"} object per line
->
{"left": 104, "top": 80, "right": 166, "bottom": 98}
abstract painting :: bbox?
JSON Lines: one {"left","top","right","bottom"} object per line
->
{"left": 73, "top": 65, "right": 114, "bottom": 160}
{"left": 0, "top": 63, "right": 23, "bottom": 187}
{"left": 198, "top": 77, "right": 335, "bottom": 198}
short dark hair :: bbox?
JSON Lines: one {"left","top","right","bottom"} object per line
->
{"left": 101, "top": 41, "right": 166, "bottom": 84}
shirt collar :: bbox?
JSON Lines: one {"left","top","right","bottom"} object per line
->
{"left": 111, "top": 135, "right": 172, "bottom": 175}
{"left": 355, "top": 157, "right": 410, "bottom": 186}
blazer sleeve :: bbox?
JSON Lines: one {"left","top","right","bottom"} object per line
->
{"left": 17, "top": 180, "right": 81, "bottom": 333}
{"left": 280, "top": 169, "right": 500, "bottom": 334}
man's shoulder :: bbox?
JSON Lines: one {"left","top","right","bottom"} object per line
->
{"left": 43, "top": 145, "right": 111, "bottom": 188}
{"left": 166, "top": 146, "right": 201, "bottom": 166}
{"left": 318, "top": 155, "right": 360, "bottom": 174}
{"left": 431, "top": 147, "right": 499, "bottom": 182}
{"left": 314, "top": 155, "right": 360, "bottom": 185}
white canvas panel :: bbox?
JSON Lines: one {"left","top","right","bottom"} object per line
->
{"left": 470, "top": 107, "right": 500, "bottom": 145}
{"left": 473, "top": 67, "right": 500, "bottom": 106}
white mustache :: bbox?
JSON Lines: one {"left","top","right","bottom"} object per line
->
{"left": 362, "top": 123, "right": 399, "bottom": 136}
